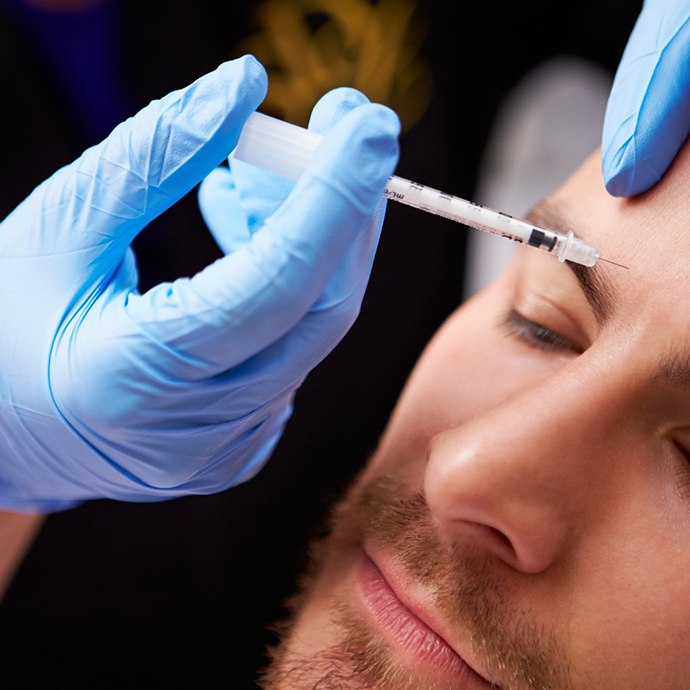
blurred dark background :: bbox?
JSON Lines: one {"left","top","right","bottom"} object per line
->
{"left": 0, "top": 0, "right": 641, "bottom": 686}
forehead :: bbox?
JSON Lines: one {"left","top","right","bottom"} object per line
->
{"left": 539, "top": 148, "right": 690, "bottom": 318}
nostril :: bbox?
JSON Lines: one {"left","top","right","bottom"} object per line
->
{"left": 476, "top": 523, "right": 518, "bottom": 564}
{"left": 438, "top": 518, "right": 517, "bottom": 564}
{"left": 488, "top": 524, "right": 513, "bottom": 551}
{"left": 425, "top": 429, "right": 568, "bottom": 573}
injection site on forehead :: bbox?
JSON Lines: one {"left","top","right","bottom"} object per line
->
{"left": 521, "top": 193, "right": 690, "bottom": 395}
{"left": 525, "top": 202, "right": 617, "bottom": 326}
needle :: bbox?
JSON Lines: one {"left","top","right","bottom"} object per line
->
{"left": 234, "top": 112, "right": 622, "bottom": 270}
{"left": 598, "top": 258, "right": 629, "bottom": 269}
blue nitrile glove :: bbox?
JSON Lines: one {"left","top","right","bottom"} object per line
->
{"left": 0, "top": 55, "right": 400, "bottom": 512}
{"left": 602, "top": 0, "right": 690, "bottom": 196}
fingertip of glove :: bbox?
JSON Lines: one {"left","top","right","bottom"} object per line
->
{"left": 222, "top": 54, "right": 268, "bottom": 88}
{"left": 332, "top": 102, "right": 401, "bottom": 167}
{"left": 308, "top": 87, "right": 372, "bottom": 134}
{"left": 307, "top": 103, "right": 400, "bottom": 211}
{"left": 217, "top": 54, "right": 269, "bottom": 107}
{"left": 198, "top": 166, "right": 234, "bottom": 204}
{"left": 601, "top": 145, "right": 634, "bottom": 197}
{"left": 356, "top": 104, "right": 401, "bottom": 167}
{"left": 602, "top": 133, "right": 667, "bottom": 197}
{"left": 603, "top": 173, "right": 634, "bottom": 197}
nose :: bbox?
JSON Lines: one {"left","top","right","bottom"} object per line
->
{"left": 424, "top": 363, "right": 619, "bottom": 574}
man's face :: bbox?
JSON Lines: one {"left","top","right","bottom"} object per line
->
{"left": 260, "top": 144, "right": 690, "bottom": 690}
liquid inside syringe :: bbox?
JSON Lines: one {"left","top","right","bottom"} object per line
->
{"left": 233, "top": 111, "right": 605, "bottom": 268}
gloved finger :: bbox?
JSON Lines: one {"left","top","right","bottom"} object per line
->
{"left": 202, "top": 86, "right": 372, "bottom": 250}
{"left": 224, "top": 86, "right": 372, "bottom": 234}
{"left": 602, "top": 2, "right": 690, "bottom": 196}
{"left": 202, "top": 89, "right": 387, "bottom": 407}
{"left": 6, "top": 55, "right": 267, "bottom": 270}
{"left": 308, "top": 86, "right": 371, "bottom": 134}
{"left": 198, "top": 88, "right": 379, "bottom": 279}
{"left": 198, "top": 157, "right": 295, "bottom": 252}
{"left": 189, "top": 257, "right": 378, "bottom": 417}
{"left": 124, "top": 101, "right": 400, "bottom": 378}
{"left": 301, "top": 87, "right": 384, "bottom": 312}
{"left": 197, "top": 166, "right": 252, "bottom": 254}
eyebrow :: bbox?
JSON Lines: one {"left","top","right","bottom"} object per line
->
{"left": 527, "top": 202, "right": 690, "bottom": 393}
{"left": 653, "top": 348, "right": 690, "bottom": 389}
{"left": 525, "top": 202, "right": 616, "bottom": 325}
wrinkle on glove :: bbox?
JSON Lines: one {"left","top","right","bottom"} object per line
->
{"left": 0, "top": 55, "right": 400, "bottom": 511}
{"left": 602, "top": 0, "right": 690, "bottom": 196}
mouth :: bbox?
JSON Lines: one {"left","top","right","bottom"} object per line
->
{"left": 354, "top": 550, "right": 497, "bottom": 688}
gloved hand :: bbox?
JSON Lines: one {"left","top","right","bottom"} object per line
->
{"left": 0, "top": 55, "right": 400, "bottom": 512}
{"left": 602, "top": 0, "right": 690, "bottom": 196}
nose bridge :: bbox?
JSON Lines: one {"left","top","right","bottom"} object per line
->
{"left": 424, "top": 353, "right": 625, "bottom": 573}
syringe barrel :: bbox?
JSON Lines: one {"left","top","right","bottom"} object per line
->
{"left": 234, "top": 113, "right": 602, "bottom": 269}
{"left": 233, "top": 112, "right": 321, "bottom": 180}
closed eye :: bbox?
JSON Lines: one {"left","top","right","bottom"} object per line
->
{"left": 501, "top": 309, "right": 583, "bottom": 355}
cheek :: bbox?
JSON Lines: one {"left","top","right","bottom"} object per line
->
{"left": 565, "top": 497, "right": 690, "bottom": 687}
{"left": 372, "top": 279, "right": 572, "bottom": 468}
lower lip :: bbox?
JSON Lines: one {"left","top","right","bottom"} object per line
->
{"left": 355, "top": 554, "right": 486, "bottom": 684}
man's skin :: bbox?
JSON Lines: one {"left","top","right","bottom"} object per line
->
{"left": 0, "top": 511, "right": 43, "bottom": 599}
{"left": 259, "top": 142, "right": 690, "bottom": 689}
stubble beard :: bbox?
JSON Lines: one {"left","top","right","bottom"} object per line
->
{"left": 258, "top": 473, "right": 573, "bottom": 690}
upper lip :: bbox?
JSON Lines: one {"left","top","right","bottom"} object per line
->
{"left": 363, "top": 542, "right": 498, "bottom": 687}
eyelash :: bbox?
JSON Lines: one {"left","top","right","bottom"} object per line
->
{"left": 503, "top": 311, "right": 690, "bottom": 502}
{"left": 502, "top": 311, "right": 690, "bottom": 500}
{"left": 501, "top": 309, "right": 582, "bottom": 355}
{"left": 671, "top": 441, "right": 690, "bottom": 501}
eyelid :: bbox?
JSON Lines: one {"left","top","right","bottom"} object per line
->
{"left": 670, "top": 439, "right": 690, "bottom": 501}
{"left": 502, "top": 308, "right": 584, "bottom": 355}
{"left": 673, "top": 439, "right": 690, "bottom": 461}
{"left": 510, "top": 280, "right": 592, "bottom": 353}
{"left": 516, "top": 252, "right": 597, "bottom": 346}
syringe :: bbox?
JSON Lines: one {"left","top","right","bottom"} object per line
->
{"left": 233, "top": 112, "right": 602, "bottom": 268}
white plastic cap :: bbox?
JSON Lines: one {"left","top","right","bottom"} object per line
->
{"left": 233, "top": 112, "right": 324, "bottom": 180}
